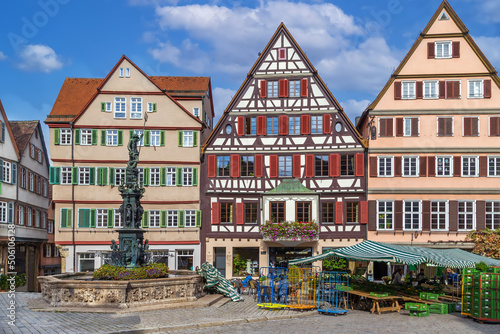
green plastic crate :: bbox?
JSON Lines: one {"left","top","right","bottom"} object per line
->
{"left": 337, "top": 285, "right": 352, "bottom": 291}
{"left": 420, "top": 292, "right": 439, "bottom": 300}
{"left": 446, "top": 303, "right": 456, "bottom": 313}
{"left": 405, "top": 303, "right": 429, "bottom": 311}
{"left": 464, "top": 268, "right": 478, "bottom": 275}
{"left": 410, "top": 310, "right": 430, "bottom": 317}
{"left": 370, "top": 292, "right": 388, "bottom": 297}
{"left": 429, "top": 303, "right": 448, "bottom": 314}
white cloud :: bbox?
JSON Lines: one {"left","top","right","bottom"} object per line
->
{"left": 478, "top": 0, "right": 500, "bottom": 23}
{"left": 17, "top": 44, "right": 63, "bottom": 73}
{"left": 212, "top": 87, "right": 236, "bottom": 123}
{"left": 474, "top": 36, "right": 500, "bottom": 69}
{"left": 0, "top": 51, "right": 6, "bottom": 61}
{"left": 340, "top": 99, "right": 371, "bottom": 123}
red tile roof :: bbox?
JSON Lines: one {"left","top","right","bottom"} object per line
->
{"left": 9, "top": 120, "right": 39, "bottom": 154}
{"left": 150, "top": 76, "right": 210, "bottom": 96}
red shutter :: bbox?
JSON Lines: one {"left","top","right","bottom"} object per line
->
{"left": 446, "top": 81, "right": 453, "bottom": 99}
{"left": 452, "top": 41, "right": 460, "bottom": 58}
{"left": 369, "top": 156, "right": 377, "bottom": 177}
{"left": 479, "top": 156, "right": 488, "bottom": 177}
{"left": 257, "top": 116, "right": 266, "bottom": 135}
{"left": 323, "top": 114, "right": 331, "bottom": 134}
{"left": 255, "top": 155, "right": 263, "bottom": 177}
{"left": 269, "top": 155, "right": 278, "bottom": 178}
{"left": 477, "top": 201, "right": 486, "bottom": 230}
{"left": 208, "top": 155, "right": 216, "bottom": 177}
{"left": 300, "top": 78, "right": 308, "bottom": 97}
{"left": 491, "top": 117, "right": 500, "bottom": 136}
{"left": 278, "top": 115, "right": 288, "bottom": 135}
{"left": 422, "top": 201, "right": 431, "bottom": 231}
{"left": 428, "top": 156, "right": 436, "bottom": 177}
{"left": 439, "top": 81, "right": 446, "bottom": 99}
{"left": 260, "top": 80, "right": 267, "bottom": 98}
{"left": 356, "top": 153, "right": 364, "bottom": 177}
{"left": 453, "top": 80, "right": 460, "bottom": 98}
{"left": 484, "top": 79, "right": 492, "bottom": 99}
{"left": 396, "top": 117, "right": 404, "bottom": 137}
{"left": 236, "top": 203, "right": 244, "bottom": 225}
{"left": 237, "top": 116, "right": 245, "bottom": 136}
{"left": 394, "top": 82, "right": 402, "bottom": 100}
{"left": 395, "top": 201, "right": 403, "bottom": 230}
{"left": 427, "top": 42, "right": 435, "bottom": 59}
{"left": 278, "top": 79, "right": 288, "bottom": 97}
{"left": 411, "top": 118, "right": 419, "bottom": 136}
{"left": 212, "top": 202, "right": 219, "bottom": 224}
{"left": 386, "top": 118, "right": 394, "bottom": 137}
{"left": 420, "top": 156, "right": 427, "bottom": 177}
{"left": 301, "top": 115, "right": 311, "bottom": 134}
{"left": 293, "top": 155, "right": 301, "bottom": 178}
{"left": 367, "top": 201, "right": 377, "bottom": 231}
{"left": 454, "top": 156, "right": 461, "bottom": 177}
{"left": 335, "top": 202, "right": 343, "bottom": 225}
{"left": 330, "top": 154, "right": 340, "bottom": 177}
{"left": 360, "top": 201, "right": 368, "bottom": 225}
{"left": 394, "top": 157, "right": 402, "bottom": 177}
{"left": 416, "top": 81, "right": 423, "bottom": 99}
{"left": 464, "top": 117, "right": 472, "bottom": 136}
{"left": 305, "top": 154, "right": 314, "bottom": 177}
{"left": 230, "top": 154, "right": 240, "bottom": 177}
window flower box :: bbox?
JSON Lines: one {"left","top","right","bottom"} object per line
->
{"left": 261, "top": 220, "right": 319, "bottom": 242}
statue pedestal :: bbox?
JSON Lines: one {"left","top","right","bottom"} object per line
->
{"left": 118, "top": 228, "right": 146, "bottom": 269}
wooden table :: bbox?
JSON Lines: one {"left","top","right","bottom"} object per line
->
{"left": 349, "top": 290, "right": 403, "bottom": 315}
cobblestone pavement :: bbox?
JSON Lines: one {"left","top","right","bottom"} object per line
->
{"left": 0, "top": 292, "right": 496, "bottom": 334}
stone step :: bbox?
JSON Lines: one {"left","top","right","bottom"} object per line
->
{"left": 210, "top": 297, "right": 231, "bottom": 308}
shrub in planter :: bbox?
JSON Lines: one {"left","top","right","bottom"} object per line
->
{"left": 93, "top": 263, "right": 169, "bottom": 280}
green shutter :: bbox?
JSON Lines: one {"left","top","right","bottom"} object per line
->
{"left": 152, "top": 103, "right": 157, "bottom": 112}
{"left": 109, "top": 168, "right": 115, "bottom": 185}
{"left": 144, "top": 130, "right": 150, "bottom": 146}
{"left": 54, "top": 129, "right": 60, "bottom": 145}
{"left": 196, "top": 210, "right": 202, "bottom": 227}
{"left": 55, "top": 167, "right": 61, "bottom": 185}
{"left": 79, "top": 208, "right": 90, "bottom": 228}
{"left": 92, "top": 129, "right": 98, "bottom": 145}
{"left": 75, "top": 129, "right": 81, "bottom": 145}
{"left": 89, "top": 167, "right": 95, "bottom": 185}
{"left": 178, "top": 131, "right": 183, "bottom": 147}
{"left": 118, "top": 130, "right": 123, "bottom": 146}
{"left": 49, "top": 167, "right": 61, "bottom": 185}
{"left": 193, "top": 168, "right": 198, "bottom": 186}
{"left": 161, "top": 210, "right": 167, "bottom": 227}
{"left": 72, "top": 167, "right": 78, "bottom": 184}
{"left": 160, "top": 131, "right": 165, "bottom": 146}
{"left": 142, "top": 211, "right": 149, "bottom": 228}
{"left": 101, "top": 130, "right": 106, "bottom": 146}
{"left": 107, "top": 209, "right": 114, "bottom": 228}
{"left": 129, "top": 130, "right": 134, "bottom": 142}
{"left": 61, "top": 208, "right": 67, "bottom": 227}
{"left": 96, "top": 167, "right": 102, "bottom": 186}
{"left": 101, "top": 102, "right": 106, "bottom": 112}
{"left": 176, "top": 167, "right": 182, "bottom": 186}
{"left": 90, "top": 209, "right": 96, "bottom": 228}
{"left": 143, "top": 168, "right": 150, "bottom": 186}
{"left": 178, "top": 210, "right": 185, "bottom": 228}
{"left": 101, "top": 168, "right": 108, "bottom": 186}
{"left": 160, "top": 167, "right": 166, "bottom": 186}
{"left": 67, "top": 209, "right": 73, "bottom": 228}
{"left": 193, "top": 131, "right": 198, "bottom": 147}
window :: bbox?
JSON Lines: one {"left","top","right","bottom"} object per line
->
{"left": 193, "top": 108, "right": 200, "bottom": 117}
{"left": 177, "top": 249, "right": 194, "bottom": 270}
{"left": 402, "top": 156, "right": 419, "bottom": 177}
{"left": 0, "top": 202, "right": 6, "bottom": 224}
{"left": 149, "top": 167, "right": 160, "bottom": 186}
{"left": 289, "top": 80, "right": 301, "bottom": 97}
{"left": 114, "top": 97, "right": 126, "bottom": 118}
{"left": 149, "top": 210, "right": 161, "bottom": 228}
{"left": 431, "top": 201, "right": 448, "bottom": 230}
{"left": 378, "top": 156, "right": 393, "bottom": 177}
{"left": 54, "top": 246, "right": 59, "bottom": 258}
{"left": 37, "top": 177, "right": 42, "bottom": 194}
{"left": 20, "top": 168, "right": 26, "bottom": 188}
{"left": 60, "top": 129, "right": 72, "bottom": 145}
{"left": 137, "top": 168, "right": 144, "bottom": 186}
{"left": 403, "top": 117, "right": 419, "bottom": 136}
{"left": 166, "top": 167, "right": 176, "bottom": 186}
{"left": 79, "top": 167, "right": 90, "bottom": 185}
{"left": 270, "top": 202, "right": 285, "bottom": 223}
{"left": 278, "top": 156, "right": 292, "bottom": 177}
{"left": 105, "top": 102, "right": 112, "bottom": 112}
{"left": 114, "top": 209, "right": 122, "bottom": 228}
{"left": 217, "top": 156, "right": 230, "bottom": 177}
{"left": 468, "top": 80, "right": 483, "bottom": 98}
{"left": 30, "top": 144, "right": 35, "bottom": 158}
{"left": 436, "top": 156, "right": 453, "bottom": 177}
{"left": 29, "top": 173, "right": 34, "bottom": 191}
{"left": 27, "top": 208, "right": 32, "bottom": 226}
{"left": 125, "top": 67, "right": 130, "bottom": 78}
{"left": 403, "top": 200, "right": 421, "bottom": 230}
{"left": 133, "top": 130, "right": 144, "bottom": 146}
{"left": 486, "top": 201, "right": 500, "bottom": 229}
{"left": 435, "top": 41, "right": 452, "bottom": 58}
{"left": 267, "top": 81, "right": 278, "bottom": 98}
{"left": 377, "top": 201, "right": 393, "bottom": 230}
{"left": 107, "top": 130, "right": 118, "bottom": 146}
{"left": 42, "top": 212, "right": 47, "bottom": 228}
{"left": 43, "top": 179, "right": 48, "bottom": 197}
{"left": 278, "top": 48, "right": 287, "bottom": 60}
{"left": 2, "top": 161, "right": 11, "bottom": 183}
{"left": 490, "top": 116, "right": 500, "bottom": 136}
{"left": 379, "top": 118, "right": 394, "bottom": 137}
{"left": 45, "top": 244, "right": 52, "bottom": 258}
{"left": 346, "top": 202, "right": 359, "bottom": 223}
{"left": 81, "top": 129, "right": 92, "bottom": 145}
{"left": 37, "top": 149, "right": 43, "bottom": 163}
{"left": 458, "top": 201, "right": 475, "bottom": 230}
{"left": 220, "top": 203, "right": 233, "bottom": 224}
{"left": 437, "top": 117, "right": 453, "bottom": 136}
{"left": 150, "top": 130, "right": 161, "bottom": 146}
{"left": 115, "top": 168, "right": 125, "bottom": 186}
{"left": 340, "top": 155, "right": 355, "bottom": 176}
{"left": 488, "top": 156, "right": 500, "bottom": 176}
{"left": 289, "top": 116, "right": 300, "bottom": 135}
{"left": 130, "top": 98, "right": 142, "bottom": 119}
{"left": 463, "top": 117, "right": 479, "bottom": 136}
{"left": 296, "top": 202, "right": 311, "bottom": 222}
{"left": 18, "top": 206, "right": 24, "bottom": 226}
{"left": 423, "top": 80, "right": 438, "bottom": 99}
{"left": 183, "top": 167, "right": 193, "bottom": 186}
{"left": 119, "top": 68, "right": 124, "bottom": 77}
{"left": 445, "top": 80, "right": 461, "bottom": 99}
{"left": 167, "top": 210, "right": 178, "bottom": 227}
{"left": 48, "top": 221, "right": 53, "bottom": 233}
{"left": 35, "top": 210, "right": 40, "bottom": 227}
{"left": 96, "top": 209, "right": 108, "bottom": 228}
{"left": 267, "top": 117, "right": 278, "bottom": 135}
{"left": 79, "top": 253, "right": 95, "bottom": 272}
{"left": 315, "top": 155, "right": 329, "bottom": 177}
{"left": 241, "top": 156, "right": 254, "bottom": 177}
{"left": 245, "top": 203, "right": 258, "bottom": 224}
{"left": 147, "top": 102, "right": 155, "bottom": 112}
{"left": 462, "top": 156, "right": 478, "bottom": 177}
{"left": 311, "top": 116, "right": 323, "bottom": 134}
{"left": 321, "top": 202, "right": 335, "bottom": 224}
{"left": 183, "top": 131, "right": 193, "bottom": 147}
{"left": 402, "top": 81, "right": 416, "bottom": 99}
{"left": 185, "top": 210, "right": 197, "bottom": 227}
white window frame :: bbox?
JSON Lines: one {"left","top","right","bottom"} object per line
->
{"left": 37, "top": 177, "right": 41, "bottom": 194}
{"left": 193, "top": 107, "right": 200, "bottom": 117}
{"left": 125, "top": 67, "right": 131, "bottom": 78}
{"left": 436, "top": 156, "right": 453, "bottom": 177}
{"left": 403, "top": 117, "right": 419, "bottom": 137}
{"left": 267, "top": 81, "right": 278, "bottom": 98}
{"left": 79, "top": 167, "right": 90, "bottom": 185}
{"left": 107, "top": 130, "right": 118, "bottom": 146}
{"left": 130, "top": 97, "right": 143, "bottom": 119}
{"left": 431, "top": 200, "right": 448, "bottom": 231}
{"left": 377, "top": 156, "right": 394, "bottom": 177}
{"left": 115, "top": 168, "right": 125, "bottom": 186}
{"left": 311, "top": 115, "right": 323, "bottom": 134}
{"left": 114, "top": 97, "right": 126, "bottom": 119}
{"left": 137, "top": 168, "right": 144, "bottom": 186}
{"left": 289, "top": 116, "right": 300, "bottom": 135}
{"left": 423, "top": 80, "right": 439, "bottom": 99}
{"left": 45, "top": 244, "right": 52, "bottom": 258}
{"left": 18, "top": 206, "right": 24, "bottom": 226}
{"left": 401, "top": 81, "right": 416, "bottom": 99}
{"left": 402, "top": 156, "right": 419, "bottom": 177}
{"left": 81, "top": 129, "right": 92, "bottom": 145}
{"left": 42, "top": 211, "right": 47, "bottom": 228}
{"left": 488, "top": 156, "right": 500, "bottom": 177}
{"left": 47, "top": 221, "right": 53, "bottom": 233}
{"left": 147, "top": 102, "right": 154, "bottom": 112}
{"left": 105, "top": 102, "right": 112, "bottom": 112}
{"left": 149, "top": 210, "right": 161, "bottom": 228}
{"left": 167, "top": 210, "right": 178, "bottom": 227}
{"left": 150, "top": 167, "right": 160, "bottom": 186}
{"left": 60, "top": 167, "right": 72, "bottom": 185}
{"left": 486, "top": 201, "right": 500, "bottom": 230}
{"left": 119, "top": 67, "right": 124, "bottom": 78}
{"left": 134, "top": 130, "right": 144, "bottom": 146}
{"left": 0, "top": 202, "right": 7, "bottom": 224}
{"left": 376, "top": 200, "right": 394, "bottom": 231}
{"left": 27, "top": 208, "right": 32, "bottom": 226}
{"left": 114, "top": 209, "right": 122, "bottom": 228}
{"left": 436, "top": 116, "right": 454, "bottom": 137}
{"left": 467, "top": 79, "right": 484, "bottom": 99}
{"left": 183, "top": 131, "right": 193, "bottom": 147}
{"left": 183, "top": 167, "right": 193, "bottom": 186}
{"left": 150, "top": 130, "right": 161, "bottom": 147}
{"left": 489, "top": 116, "right": 500, "bottom": 136}
{"left": 461, "top": 156, "right": 479, "bottom": 177}
{"left": 29, "top": 173, "right": 34, "bottom": 192}
{"left": 37, "top": 149, "right": 43, "bottom": 163}
{"left": 166, "top": 167, "right": 176, "bottom": 186}
{"left": 35, "top": 210, "right": 40, "bottom": 227}
{"left": 462, "top": 116, "right": 480, "bottom": 137}
{"left": 20, "top": 168, "right": 26, "bottom": 188}
{"left": 78, "top": 253, "right": 95, "bottom": 272}
{"left": 30, "top": 144, "right": 35, "bottom": 158}
{"left": 403, "top": 200, "right": 421, "bottom": 231}
{"left": 458, "top": 200, "right": 476, "bottom": 231}
{"left": 289, "top": 80, "right": 301, "bottom": 97}
{"left": 435, "top": 41, "right": 452, "bottom": 59}
{"left": 60, "top": 129, "right": 72, "bottom": 145}
{"left": 43, "top": 179, "right": 48, "bottom": 197}
{"left": 185, "top": 210, "right": 196, "bottom": 227}
{"left": 96, "top": 209, "right": 108, "bottom": 228}
{"left": 3, "top": 161, "right": 11, "bottom": 183}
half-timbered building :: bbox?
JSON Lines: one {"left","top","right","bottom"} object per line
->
{"left": 201, "top": 23, "right": 367, "bottom": 278}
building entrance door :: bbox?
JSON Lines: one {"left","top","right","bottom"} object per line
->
{"left": 214, "top": 247, "right": 226, "bottom": 277}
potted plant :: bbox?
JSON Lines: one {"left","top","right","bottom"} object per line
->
{"left": 233, "top": 254, "right": 247, "bottom": 276}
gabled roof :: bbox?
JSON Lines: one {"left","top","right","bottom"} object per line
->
{"left": 9, "top": 121, "right": 38, "bottom": 155}
{"left": 0, "top": 99, "right": 21, "bottom": 160}
{"left": 150, "top": 76, "right": 209, "bottom": 96}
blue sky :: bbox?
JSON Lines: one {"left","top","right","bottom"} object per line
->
{"left": 0, "top": 0, "right": 499, "bottom": 144}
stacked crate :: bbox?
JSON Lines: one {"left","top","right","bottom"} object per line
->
{"left": 405, "top": 303, "right": 430, "bottom": 317}
{"left": 462, "top": 267, "right": 500, "bottom": 321}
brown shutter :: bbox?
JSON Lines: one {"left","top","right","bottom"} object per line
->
{"left": 394, "top": 81, "right": 402, "bottom": 100}
{"left": 422, "top": 201, "right": 431, "bottom": 231}
{"left": 208, "top": 155, "right": 216, "bottom": 178}
{"left": 484, "top": 79, "right": 492, "bottom": 99}
{"left": 260, "top": 80, "right": 267, "bottom": 98}
{"left": 254, "top": 155, "right": 263, "bottom": 177}
{"left": 411, "top": 118, "right": 419, "bottom": 136}
{"left": 257, "top": 116, "right": 266, "bottom": 135}
{"left": 212, "top": 202, "right": 219, "bottom": 224}
{"left": 463, "top": 117, "right": 472, "bottom": 136}
{"left": 394, "top": 201, "right": 403, "bottom": 231}
{"left": 437, "top": 117, "right": 444, "bottom": 136}
{"left": 323, "top": 114, "right": 331, "bottom": 134}
{"left": 379, "top": 119, "right": 387, "bottom": 137}
{"left": 479, "top": 156, "right": 488, "bottom": 177}
{"left": 305, "top": 154, "right": 314, "bottom": 177}
{"left": 449, "top": 201, "right": 458, "bottom": 231}
{"left": 330, "top": 154, "right": 340, "bottom": 177}
{"left": 368, "top": 200, "right": 377, "bottom": 231}
{"left": 293, "top": 155, "right": 301, "bottom": 178}
{"left": 278, "top": 115, "right": 288, "bottom": 135}
{"left": 237, "top": 116, "right": 245, "bottom": 136}
{"left": 439, "top": 81, "right": 446, "bottom": 99}
{"left": 454, "top": 156, "right": 461, "bottom": 177}
{"left": 269, "top": 155, "right": 278, "bottom": 178}
{"left": 416, "top": 81, "right": 423, "bottom": 99}
{"left": 428, "top": 156, "right": 435, "bottom": 177}
{"left": 386, "top": 118, "right": 394, "bottom": 137}
{"left": 278, "top": 79, "right": 288, "bottom": 97}
{"left": 300, "top": 78, "right": 308, "bottom": 97}
{"left": 236, "top": 203, "right": 244, "bottom": 225}
{"left": 427, "top": 42, "right": 435, "bottom": 59}
{"left": 396, "top": 118, "right": 404, "bottom": 137}
{"left": 420, "top": 156, "right": 427, "bottom": 177}
{"left": 476, "top": 201, "right": 486, "bottom": 231}
{"left": 472, "top": 117, "right": 478, "bottom": 136}
{"left": 360, "top": 201, "right": 368, "bottom": 225}
{"left": 356, "top": 153, "right": 364, "bottom": 177}
{"left": 230, "top": 154, "right": 240, "bottom": 178}
{"left": 446, "top": 81, "right": 453, "bottom": 99}
{"left": 452, "top": 41, "right": 460, "bottom": 58}
{"left": 369, "top": 157, "right": 377, "bottom": 177}
{"left": 335, "top": 202, "right": 343, "bottom": 225}
{"left": 491, "top": 116, "right": 500, "bottom": 136}
{"left": 301, "top": 115, "right": 311, "bottom": 134}
{"left": 394, "top": 156, "right": 402, "bottom": 177}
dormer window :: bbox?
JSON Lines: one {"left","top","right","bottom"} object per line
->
{"left": 439, "top": 11, "right": 449, "bottom": 20}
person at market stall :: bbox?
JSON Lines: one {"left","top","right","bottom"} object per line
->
{"left": 416, "top": 269, "right": 426, "bottom": 285}
{"left": 392, "top": 268, "right": 404, "bottom": 284}
{"left": 241, "top": 272, "right": 253, "bottom": 292}
{"left": 447, "top": 268, "right": 458, "bottom": 286}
